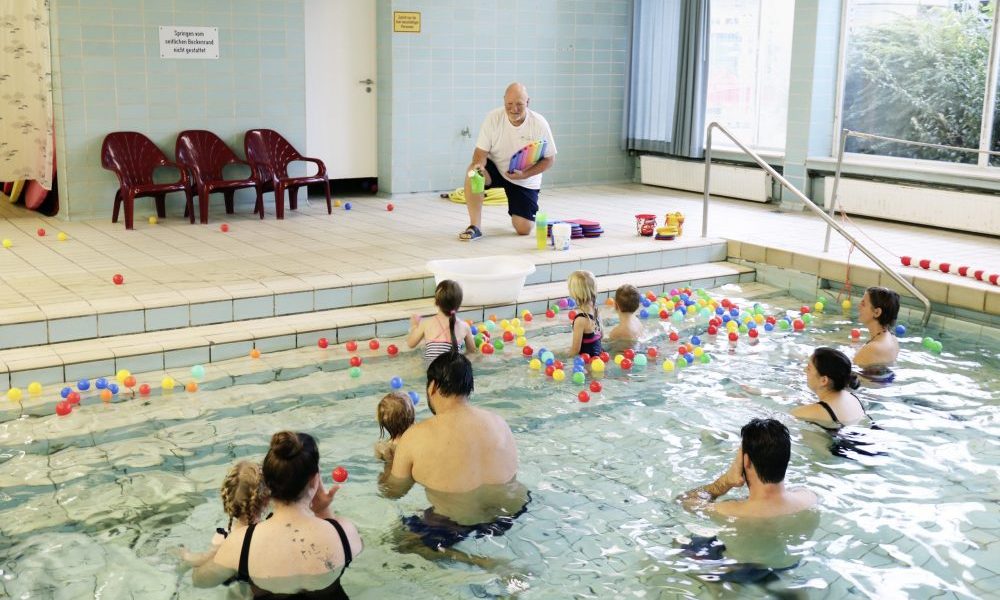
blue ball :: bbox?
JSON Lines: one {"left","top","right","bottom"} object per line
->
{"left": 537, "top": 347, "right": 548, "bottom": 357}
{"left": 573, "top": 357, "right": 585, "bottom": 366}
{"left": 639, "top": 309, "right": 649, "bottom": 319}
{"left": 470, "top": 325, "right": 478, "bottom": 335}
{"left": 108, "top": 383, "right": 119, "bottom": 394}
{"left": 641, "top": 298, "right": 651, "bottom": 308}
{"left": 344, "top": 202, "right": 352, "bottom": 210}
{"left": 715, "top": 307, "right": 725, "bottom": 315}
{"left": 764, "top": 322, "right": 774, "bottom": 332}
{"left": 729, "top": 308, "right": 739, "bottom": 317}
{"left": 390, "top": 376, "right": 403, "bottom": 389}
{"left": 408, "top": 390, "right": 420, "bottom": 405}
{"left": 95, "top": 378, "right": 108, "bottom": 390}
{"left": 545, "top": 357, "right": 555, "bottom": 366}
{"left": 895, "top": 324, "right": 906, "bottom": 336}
{"left": 567, "top": 298, "right": 576, "bottom": 308}
{"left": 722, "top": 314, "right": 731, "bottom": 323}
{"left": 77, "top": 379, "right": 90, "bottom": 391}
{"left": 60, "top": 387, "right": 72, "bottom": 399}
{"left": 679, "top": 293, "right": 689, "bottom": 302}
{"left": 747, "top": 321, "right": 757, "bottom": 329}
{"left": 684, "top": 353, "right": 694, "bottom": 364}
{"left": 573, "top": 366, "right": 585, "bottom": 374}
{"left": 691, "top": 335, "right": 702, "bottom": 346}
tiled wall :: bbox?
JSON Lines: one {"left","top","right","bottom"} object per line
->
{"left": 50, "top": 0, "right": 307, "bottom": 220}
{"left": 375, "top": 0, "right": 634, "bottom": 194}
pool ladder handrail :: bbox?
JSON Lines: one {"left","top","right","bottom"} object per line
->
{"left": 702, "top": 122, "right": 932, "bottom": 326}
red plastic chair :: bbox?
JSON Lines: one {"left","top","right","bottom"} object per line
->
{"left": 101, "top": 132, "right": 192, "bottom": 230}
{"left": 244, "top": 129, "right": 331, "bottom": 219}
{"left": 176, "top": 130, "right": 259, "bottom": 224}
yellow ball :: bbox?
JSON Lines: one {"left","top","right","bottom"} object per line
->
{"left": 552, "top": 369, "right": 565, "bottom": 382}
{"left": 529, "top": 358, "right": 541, "bottom": 370}
{"left": 334, "top": 199, "right": 342, "bottom": 207}
{"left": 614, "top": 354, "right": 625, "bottom": 365}
{"left": 842, "top": 300, "right": 852, "bottom": 311}
{"left": 7, "top": 387, "right": 23, "bottom": 402}
{"left": 116, "top": 369, "right": 131, "bottom": 383}
{"left": 2, "top": 239, "right": 11, "bottom": 249}
{"left": 499, "top": 319, "right": 510, "bottom": 330}
{"left": 57, "top": 232, "right": 68, "bottom": 241}
{"left": 148, "top": 216, "right": 158, "bottom": 225}
{"left": 591, "top": 358, "right": 606, "bottom": 372}
{"left": 516, "top": 336, "right": 527, "bottom": 347}
{"left": 27, "top": 382, "right": 42, "bottom": 396}
{"left": 662, "top": 359, "right": 675, "bottom": 372}
{"left": 515, "top": 326, "right": 525, "bottom": 336}
{"left": 726, "top": 321, "right": 738, "bottom": 331}
{"left": 693, "top": 347, "right": 704, "bottom": 357}
{"left": 161, "top": 376, "right": 175, "bottom": 390}
{"left": 511, "top": 318, "right": 521, "bottom": 327}
{"left": 754, "top": 314, "right": 765, "bottom": 324}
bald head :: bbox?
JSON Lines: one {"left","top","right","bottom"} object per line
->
{"left": 503, "top": 82, "right": 530, "bottom": 125}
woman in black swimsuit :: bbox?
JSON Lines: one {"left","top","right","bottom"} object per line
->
{"left": 193, "top": 431, "right": 364, "bottom": 599}
{"left": 792, "top": 347, "right": 870, "bottom": 428}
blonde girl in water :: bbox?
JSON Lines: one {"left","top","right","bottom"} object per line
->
{"left": 566, "top": 270, "right": 603, "bottom": 357}
{"left": 408, "top": 280, "right": 476, "bottom": 361}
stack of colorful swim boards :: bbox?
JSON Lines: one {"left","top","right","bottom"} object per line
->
{"left": 546, "top": 219, "right": 603, "bottom": 239}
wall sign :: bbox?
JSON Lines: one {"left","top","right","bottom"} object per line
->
{"left": 393, "top": 11, "right": 420, "bottom": 33}
{"left": 159, "top": 26, "right": 219, "bottom": 59}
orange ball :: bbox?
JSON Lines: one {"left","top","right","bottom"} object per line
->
{"left": 250, "top": 348, "right": 261, "bottom": 358}
{"left": 100, "top": 389, "right": 113, "bottom": 402}
{"left": 186, "top": 381, "right": 198, "bottom": 392}
{"left": 605, "top": 298, "right": 615, "bottom": 306}
{"left": 123, "top": 376, "right": 136, "bottom": 388}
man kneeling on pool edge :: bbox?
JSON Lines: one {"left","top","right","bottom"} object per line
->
{"left": 380, "top": 352, "right": 528, "bottom": 549}
{"left": 681, "top": 418, "right": 816, "bottom": 518}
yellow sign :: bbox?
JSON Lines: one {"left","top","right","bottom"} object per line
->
{"left": 393, "top": 11, "right": 420, "bottom": 33}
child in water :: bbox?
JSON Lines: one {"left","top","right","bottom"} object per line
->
{"left": 408, "top": 279, "right": 477, "bottom": 361}
{"left": 566, "top": 270, "right": 603, "bottom": 356}
{"left": 375, "top": 391, "right": 416, "bottom": 463}
{"left": 606, "top": 284, "right": 643, "bottom": 342}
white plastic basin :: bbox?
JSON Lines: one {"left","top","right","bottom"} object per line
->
{"left": 426, "top": 255, "right": 537, "bottom": 306}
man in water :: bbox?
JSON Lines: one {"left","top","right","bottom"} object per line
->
{"left": 681, "top": 418, "right": 816, "bottom": 517}
{"left": 456, "top": 82, "right": 557, "bottom": 241}
{"left": 381, "top": 352, "right": 528, "bottom": 548}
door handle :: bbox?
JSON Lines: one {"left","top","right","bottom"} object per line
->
{"left": 358, "top": 78, "right": 374, "bottom": 85}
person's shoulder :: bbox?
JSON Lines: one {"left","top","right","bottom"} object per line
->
{"left": 790, "top": 486, "right": 818, "bottom": 509}
{"left": 528, "top": 108, "right": 550, "bottom": 123}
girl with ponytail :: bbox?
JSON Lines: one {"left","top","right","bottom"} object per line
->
{"left": 407, "top": 279, "right": 477, "bottom": 361}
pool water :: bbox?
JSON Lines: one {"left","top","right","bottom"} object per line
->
{"left": 1, "top": 288, "right": 998, "bottom": 599}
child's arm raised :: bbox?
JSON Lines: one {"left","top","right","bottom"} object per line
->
{"left": 406, "top": 314, "right": 425, "bottom": 349}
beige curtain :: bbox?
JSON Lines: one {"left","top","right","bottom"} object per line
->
{"left": 0, "top": 0, "right": 54, "bottom": 189}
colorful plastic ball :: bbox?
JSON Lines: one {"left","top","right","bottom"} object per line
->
{"left": 112, "top": 274, "right": 124, "bottom": 285}
{"left": 481, "top": 343, "right": 495, "bottom": 355}
{"left": 545, "top": 309, "right": 555, "bottom": 319}
{"left": 578, "top": 390, "right": 591, "bottom": 403}
{"left": 368, "top": 339, "right": 380, "bottom": 350}
{"left": 764, "top": 322, "right": 774, "bottom": 332}
{"left": 60, "top": 386, "right": 72, "bottom": 398}
{"left": 523, "top": 346, "right": 534, "bottom": 357}
{"left": 502, "top": 330, "right": 514, "bottom": 342}
{"left": 669, "top": 332, "right": 680, "bottom": 342}
{"left": 77, "top": 379, "right": 91, "bottom": 391}
{"left": 813, "top": 302, "right": 824, "bottom": 313}
{"left": 620, "top": 358, "right": 633, "bottom": 370}
{"left": 930, "top": 340, "right": 943, "bottom": 353}
{"left": 589, "top": 380, "right": 602, "bottom": 393}
{"left": 387, "top": 344, "right": 399, "bottom": 356}
{"left": 95, "top": 378, "right": 108, "bottom": 390}
{"left": 349, "top": 366, "right": 362, "bottom": 378}
{"left": 738, "top": 324, "right": 749, "bottom": 334}
{"left": 57, "top": 232, "right": 68, "bottom": 241}
{"left": 332, "top": 466, "right": 349, "bottom": 483}
{"left": 345, "top": 340, "right": 358, "bottom": 352}
{"left": 690, "top": 336, "right": 702, "bottom": 346}
{"left": 250, "top": 348, "right": 261, "bottom": 358}
{"left": 56, "top": 401, "right": 72, "bottom": 416}
{"left": 108, "top": 383, "right": 119, "bottom": 394}
{"left": 28, "top": 381, "right": 42, "bottom": 396}
{"left": 386, "top": 203, "right": 394, "bottom": 211}
{"left": 529, "top": 358, "right": 542, "bottom": 370}
{"left": 778, "top": 319, "right": 790, "bottom": 330}
{"left": 390, "top": 376, "right": 403, "bottom": 389}
{"left": 220, "top": 223, "right": 229, "bottom": 232}
{"left": 659, "top": 309, "right": 669, "bottom": 320}
{"left": 661, "top": 359, "right": 675, "bottom": 372}
{"left": 802, "top": 313, "right": 813, "bottom": 325}
{"left": 162, "top": 376, "right": 176, "bottom": 390}
{"left": 67, "top": 391, "right": 81, "bottom": 404}
{"left": 148, "top": 216, "right": 158, "bottom": 225}
{"left": 344, "top": 202, "right": 352, "bottom": 210}
{"left": 614, "top": 354, "right": 625, "bottom": 365}
{"left": 591, "top": 358, "right": 606, "bottom": 372}
{"left": 334, "top": 199, "right": 342, "bottom": 207}
{"left": 139, "top": 383, "right": 151, "bottom": 396}
{"left": 728, "top": 332, "right": 738, "bottom": 342}
{"left": 922, "top": 336, "right": 934, "bottom": 348}
{"left": 1, "top": 239, "right": 11, "bottom": 249}
{"left": 553, "top": 369, "right": 566, "bottom": 381}
{"left": 647, "top": 347, "right": 658, "bottom": 359}
{"left": 895, "top": 324, "right": 906, "bottom": 336}
{"left": 544, "top": 365, "right": 555, "bottom": 377}
{"left": 317, "top": 337, "right": 329, "bottom": 349}
{"left": 851, "top": 329, "right": 861, "bottom": 340}
{"left": 541, "top": 351, "right": 555, "bottom": 363}
{"left": 676, "top": 357, "right": 687, "bottom": 369}
{"left": 793, "top": 319, "right": 805, "bottom": 331}
{"left": 707, "top": 325, "right": 718, "bottom": 335}
{"left": 748, "top": 329, "right": 759, "bottom": 339}
{"left": 37, "top": 228, "right": 46, "bottom": 236}
{"left": 99, "top": 389, "right": 112, "bottom": 402}
{"left": 842, "top": 300, "right": 852, "bottom": 311}
{"left": 349, "top": 356, "right": 362, "bottom": 367}
{"left": 639, "top": 309, "right": 649, "bottom": 319}
{"left": 408, "top": 391, "right": 419, "bottom": 405}
{"left": 623, "top": 349, "right": 636, "bottom": 360}
{"left": 6, "top": 387, "right": 23, "bottom": 402}
{"left": 493, "top": 340, "right": 504, "bottom": 351}
{"left": 671, "top": 311, "right": 685, "bottom": 324}
{"left": 633, "top": 354, "right": 647, "bottom": 367}
{"left": 523, "top": 311, "right": 533, "bottom": 322}
{"left": 123, "top": 376, "right": 136, "bottom": 388}
{"left": 700, "top": 353, "right": 712, "bottom": 364}
{"left": 599, "top": 352, "right": 611, "bottom": 363}
{"left": 572, "top": 371, "right": 585, "bottom": 384}
{"left": 516, "top": 336, "right": 527, "bottom": 347}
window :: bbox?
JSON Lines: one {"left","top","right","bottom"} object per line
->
{"left": 840, "top": 0, "right": 997, "bottom": 164}
{"left": 706, "top": 0, "right": 795, "bottom": 151}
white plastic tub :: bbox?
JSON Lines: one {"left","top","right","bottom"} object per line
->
{"left": 426, "top": 255, "right": 537, "bottom": 306}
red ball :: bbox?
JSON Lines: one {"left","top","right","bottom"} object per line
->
{"left": 546, "top": 309, "right": 555, "bottom": 319}
{"left": 317, "top": 337, "right": 329, "bottom": 349}
{"left": 939, "top": 262, "right": 950, "bottom": 273}
{"left": 901, "top": 256, "right": 912, "bottom": 266}
{"left": 349, "top": 356, "right": 362, "bottom": 367}
{"left": 707, "top": 325, "right": 718, "bottom": 335}
{"left": 68, "top": 391, "right": 81, "bottom": 404}
{"left": 523, "top": 345, "right": 534, "bottom": 356}
{"left": 503, "top": 331, "right": 514, "bottom": 342}
{"left": 331, "top": 466, "right": 348, "bottom": 483}
{"left": 659, "top": 309, "right": 669, "bottom": 319}
{"left": 647, "top": 347, "right": 658, "bottom": 358}
{"left": 589, "top": 380, "right": 602, "bottom": 393}
{"left": 481, "top": 343, "right": 494, "bottom": 355}
{"left": 669, "top": 332, "right": 679, "bottom": 342}
{"left": 368, "top": 339, "right": 380, "bottom": 350}
{"left": 599, "top": 352, "right": 610, "bottom": 363}
{"left": 800, "top": 306, "right": 810, "bottom": 314}
{"left": 577, "top": 391, "right": 590, "bottom": 403}
{"left": 850, "top": 328, "right": 861, "bottom": 339}
{"left": 523, "top": 313, "right": 533, "bottom": 322}
{"left": 991, "top": 273, "right": 999, "bottom": 285}
{"left": 386, "top": 203, "right": 394, "bottom": 211}
{"left": 793, "top": 319, "right": 805, "bottom": 331}
{"left": 568, "top": 310, "right": 578, "bottom": 321}
{"left": 387, "top": 344, "right": 399, "bottom": 356}
{"left": 112, "top": 274, "right": 124, "bottom": 285}
{"left": 139, "top": 383, "right": 151, "bottom": 396}
{"left": 220, "top": 223, "right": 229, "bottom": 232}
{"left": 748, "top": 328, "right": 759, "bottom": 338}
{"left": 728, "top": 332, "right": 739, "bottom": 342}
{"left": 553, "top": 360, "right": 564, "bottom": 370}
{"left": 766, "top": 316, "right": 776, "bottom": 324}
{"left": 721, "top": 299, "right": 732, "bottom": 308}
{"left": 56, "top": 401, "right": 72, "bottom": 416}
{"left": 37, "top": 228, "right": 46, "bottom": 236}
{"left": 545, "top": 365, "right": 555, "bottom": 376}
{"left": 580, "top": 353, "right": 591, "bottom": 364}
{"left": 345, "top": 341, "right": 358, "bottom": 352}
{"left": 623, "top": 349, "right": 635, "bottom": 360}
{"left": 620, "top": 358, "right": 633, "bottom": 370}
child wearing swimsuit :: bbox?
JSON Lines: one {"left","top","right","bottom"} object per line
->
{"left": 566, "top": 270, "right": 603, "bottom": 357}
{"left": 407, "top": 280, "right": 476, "bottom": 361}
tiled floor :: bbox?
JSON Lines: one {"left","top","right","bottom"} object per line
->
{"left": 0, "top": 182, "right": 997, "bottom": 325}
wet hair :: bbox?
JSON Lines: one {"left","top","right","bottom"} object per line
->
{"left": 378, "top": 391, "right": 415, "bottom": 439}
{"left": 740, "top": 418, "right": 791, "bottom": 484}
{"left": 811, "top": 347, "right": 859, "bottom": 391}
{"left": 435, "top": 280, "right": 463, "bottom": 352}
{"left": 614, "top": 284, "right": 641, "bottom": 313}
{"left": 220, "top": 461, "right": 269, "bottom": 532}
{"left": 567, "top": 270, "right": 601, "bottom": 333}
{"left": 263, "top": 431, "right": 319, "bottom": 502}
{"left": 426, "top": 351, "right": 474, "bottom": 398}
{"left": 865, "top": 286, "right": 900, "bottom": 327}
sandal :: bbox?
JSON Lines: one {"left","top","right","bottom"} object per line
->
{"left": 458, "top": 225, "right": 483, "bottom": 241}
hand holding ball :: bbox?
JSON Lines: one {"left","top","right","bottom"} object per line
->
{"left": 332, "top": 466, "right": 348, "bottom": 483}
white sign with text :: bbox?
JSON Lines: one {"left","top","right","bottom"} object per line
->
{"left": 159, "top": 26, "right": 219, "bottom": 59}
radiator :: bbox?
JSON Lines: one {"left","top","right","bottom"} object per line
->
{"left": 639, "top": 155, "right": 771, "bottom": 202}
{"left": 822, "top": 177, "right": 1000, "bottom": 236}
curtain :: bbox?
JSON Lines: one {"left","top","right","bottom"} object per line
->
{"left": 0, "top": 0, "right": 54, "bottom": 189}
{"left": 624, "top": 0, "right": 710, "bottom": 158}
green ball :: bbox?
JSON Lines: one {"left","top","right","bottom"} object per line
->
{"left": 676, "top": 358, "right": 687, "bottom": 369}
{"left": 700, "top": 353, "right": 711, "bottom": 364}
{"left": 738, "top": 324, "right": 749, "bottom": 334}
{"left": 816, "top": 296, "right": 827, "bottom": 305}
{"left": 493, "top": 340, "right": 504, "bottom": 351}
{"left": 550, "top": 305, "right": 560, "bottom": 314}
{"left": 931, "top": 340, "right": 943, "bottom": 353}
{"left": 802, "top": 313, "right": 813, "bottom": 324}
{"left": 922, "top": 337, "right": 933, "bottom": 349}
{"left": 349, "top": 367, "right": 361, "bottom": 378}
{"left": 572, "top": 371, "right": 585, "bottom": 384}
{"left": 778, "top": 319, "right": 790, "bottom": 330}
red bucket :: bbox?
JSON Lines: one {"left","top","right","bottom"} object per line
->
{"left": 635, "top": 214, "right": 656, "bottom": 237}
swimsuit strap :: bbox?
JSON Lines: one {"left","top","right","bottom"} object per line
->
{"left": 573, "top": 312, "right": 597, "bottom": 332}
{"left": 236, "top": 522, "right": 257, "bottom": 583}
{"left": 849, "top": 391, "right": 874, "bottom": 422}
{"left": 428, "top": 313, "right": 453, "bottom": 343}
{"left": 816, "top": 400, "right": 842, "bottom": 425}
{"left": 325, "top": 518, "right": 353, "bottom": 568}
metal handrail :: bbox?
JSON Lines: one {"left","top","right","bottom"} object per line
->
{"left": 703, "top": 122, "right": 932, "bottom": 326}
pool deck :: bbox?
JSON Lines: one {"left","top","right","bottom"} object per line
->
{"left": 0, "top": 182, "right": 998, "bottom": 391}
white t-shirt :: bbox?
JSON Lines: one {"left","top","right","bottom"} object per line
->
{"left": 475, "top": 108, "right": 557, "bottom": 190}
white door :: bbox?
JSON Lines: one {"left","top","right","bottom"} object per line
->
{"left": 304, "top": 0, "right": 377, "bottom": 179}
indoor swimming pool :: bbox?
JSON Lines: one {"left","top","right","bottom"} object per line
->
{"left": 0, "top": 289, "right": 997, "bottom": 599}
